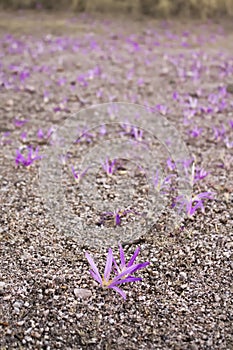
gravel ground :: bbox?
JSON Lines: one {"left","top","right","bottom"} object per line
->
{"left": 0, "top": 11, "right": 233, "bottom": 350}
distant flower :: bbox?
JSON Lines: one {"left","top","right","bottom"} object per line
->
{"left": 152, "top": 169, "right": 175, "bottom": 193}
{"left": 14, "top": 118, "right": 28, "bottom": 128}
{"left": 37, "top": 127, "right": 53, "bottom": 140}
{"left": 189, "top": 125, "right": 203, "bottom": 138}
{"left": 194, "top": 167, "right": 209, "bottom": 182}
{"left": 76, "top": 128, "right": 94, "bottom": 144}
{"left": 156, "top": 104, "right": 168, "bottom": 116}
{"left": 173, "top": 191, "right": 214, "bottom": 217}
{"left": 131, "top": 126, "right": 143, "bottom": 142}
{"left": 167, "top": 158, "right": 176, "bottom": 171}
{"left": 15, "top": 146, "right": 42, "bottom": 167}
{"left": 20, "top": 131, "right": 27, "bottom": 142}
{"left": 213, "top": 124, "right": 226, "bottom": 141}
{"left": 99, "top": 209, "right": 134, "bottom": 226}
{"left": 85, "top": 245, "right": 150, "bottom": 299}
{"left": 71, "top": 166, "right": 89, "bottom": 183}
{"left": 102, "top": 158, "right": 117, "bottom": 176}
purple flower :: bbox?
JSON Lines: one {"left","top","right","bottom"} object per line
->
{"left": 71, "top": 166, "right": 89, "bottom": 183}
{"left": 153, "top": 169, "right": 174, "bottom": 193}
{"left": 102, "top": 158, "right": 117, "bottom": 176}
{"left": 76, "top": 128, "right": 94, "bottom": 144}
{"left": 167, "top": 158, "right": 176, "bottom": 171}
{"left": 213, "top": 124, "right": 226, "bottom": 141}
{"left": 194, "top": 167, "right": 209, "bottom": 182}
{"left": 14, "top": 118, "right": 28, "bottom": 128}
{"left": 156, "top": 104, "right": 168, "bottom": 116}
{"left": 85, "top": 245, "right": 150, "bottom": 300}
{"left": 189, "top": 126, "right": 203, "bottom": 138}
{"left": 131, "top": 126, "right": 143, "bottom": 142}
{"left": 15, "top": 146, "right": 42, "bottom": 167}
{"left": 173, "top": 191, "right": 214, "bottom": 217}
{"left": 100, "top": 209, "right": 132, "bottom": 226}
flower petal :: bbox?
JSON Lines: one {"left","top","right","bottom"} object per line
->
{"left": 85, "top": 252, "right": 102, "bottom": 283}
{"left": 90, "top": 270, "right": 102, "bottom": 285}
{"left": 119, "top": 244, "right": 125, "bottom": 267}
{"left": 128, "top": 262, "right": 150, "bottom": 274}
{"left": 111, "top": 286, "right": 126, "bottom": 300}
{"left": 127, "top": 247, "right": 140, "bottom": 267}
{"left": 104, "top": 248, "right": 113, "bottom": 281}
{"left": 110, "top": 276, "right": 142, "bottom": 286}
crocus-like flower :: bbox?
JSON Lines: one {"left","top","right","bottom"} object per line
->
{"left": 173, "top": 191, "right": 214, "bottom": 217}
{"left": 156, "top": 104, "right": 168, "bottom": 116}
{"left": 194, "top": 167, "right": 209, "bottom": 182}
{"left": 99, "top": 209, "right": 135, "bottom": 226}
{"left": 85, "top": 246, "right": 150, "bottom": 299}
{"left": 152, "top": 170, "right": 175, "bottom": 193}
{"left": 189, "top": 125, "right": 203, "bottom": 138}
{"left": 131, "top": 126, "right": 143, "bottom": 142}
{"left": 102, "top": 158, "right": 117, "bottom": 176}
{"left": 15, "top": 146, "right": 42, "bottom": 167}
{"left": 14, "top": 118, "right": 28, "bottom": 128}
{"left": 71, "top": 166, "right": 89, "bottom": 183}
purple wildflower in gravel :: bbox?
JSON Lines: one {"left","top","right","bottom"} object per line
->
{"left": 156, "top": 104, "right": 168, "bottom": 116}
{"left": 153, "top": 170, "right": 175, "bottom": 193}
{"left": 173, "top": 191, "right": 214, "bottom": 217}
{"left": 102, "top": 158, "right": 117, "bottom": 176}
{"left": 189, "top": 125, "right": 203, "bottom": 138}
{"left": 85, "top": 245, "right": 150, "bottom": 299}
{"left": 71, "top": 166, "right": 89, "bottom": 183}
{"left": 100, "top": 209, "right": 133, "bottom": 226}
{"left": 194, "top": 167, "right": 209, "bottom": 182}
{"left": 14, "top": 118, "right": 28, "bottom": 128}
{"left": 15, "top": 146, "right": 42, "bottom": 167}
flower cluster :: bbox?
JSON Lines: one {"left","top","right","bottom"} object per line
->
{"left": 85, "top": 244, "right": 150, "bottom": 300}
{"left": 172, "top": 191, "right": 214, "bottom": 217}
{"left": 15, "top": 146, "right": 42, "bottom": 167}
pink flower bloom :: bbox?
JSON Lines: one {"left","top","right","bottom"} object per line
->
{"left": 85, "top": 245, "right": 150, "bottom": 300}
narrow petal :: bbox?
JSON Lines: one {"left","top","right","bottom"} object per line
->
{"left": 111, "top": 286, "right": 126, "bottom": 300}
{"left": 128, "top": 262, "right": 150, "bottom": 274}
{"left": 90, "top": 270, "right": 102, "bottom": 285}
{"left": 127, "top": 247, "right": 140, "bottom": 267}
{"left": 110, "top": 276, "right": 142, "bottom": 287}
{"left": 85, "top": 252, "right": 102, "bottom": 282}
{"left": 112, "top": 263, "right": 141, "bottom": 282}
{"left": 104, "top": 248, "right": 113, "bottom": 282}
{"left": 112, "top": 255, "right": 120, "bottom": 274}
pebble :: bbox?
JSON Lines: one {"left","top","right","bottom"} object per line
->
{"left": 0, "top": 281, "right": 6, "bottom": 292}
{"left": 179, "top": 272, "right": 187, "bottom": 280}
{"left": 74, "top": 288, "right": 92, "bottom": 299}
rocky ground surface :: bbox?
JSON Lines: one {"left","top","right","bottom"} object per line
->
{"left": 0, "top": 11, "right": 233, "bottom": 350}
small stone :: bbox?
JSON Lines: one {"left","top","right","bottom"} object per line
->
{"left": 13, "top": 301, "right": 21, "bottom": 309}
{"left": 0, "top": 281, "right": 6, "bottom": 291}
{"left": 179, "top": 272, "right": 187, "bottom": 280}
{"left": 74, "top": 288, "right": 92, "bottom": 299}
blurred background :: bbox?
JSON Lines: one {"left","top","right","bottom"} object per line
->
{"left": 0, "top": 0, "right": 233, "bottom": 18}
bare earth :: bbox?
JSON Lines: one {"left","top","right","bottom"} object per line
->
{"left": 0, "top": 11, "right": 233, "bottom": 350}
